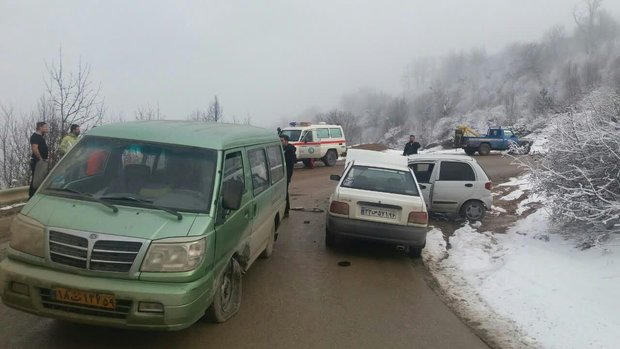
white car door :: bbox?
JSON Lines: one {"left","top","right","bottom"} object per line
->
{"left": 431, "top": 161, "right": 477, "bottom": 213}
{"left": 409, "top": 161, "right": 437, "bottom": 210}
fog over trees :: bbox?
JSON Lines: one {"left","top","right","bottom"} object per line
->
{"left": 313, "top": 0, "right": 620, "bottom": 147}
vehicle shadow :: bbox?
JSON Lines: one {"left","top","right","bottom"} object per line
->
{"left": 325, "top": 238, "right": 412, "bottom": 261}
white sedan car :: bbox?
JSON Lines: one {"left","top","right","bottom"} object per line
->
{"left": 408, "top": 154, "right": 493, "bottom": 220}
{"left": 325, "top": 151, "right": 429, "bottom": 257}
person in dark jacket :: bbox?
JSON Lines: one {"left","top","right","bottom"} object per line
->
{"left": 403, "top": 135, "right": 421, "bottom": 156}
{"left": 29, "top": 121, "right": 49, "bottom": 198}
{"left": 280, "top": 134, "right": 297, "bottom": 217}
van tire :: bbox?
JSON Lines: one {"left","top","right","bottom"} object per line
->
{"left": 206, "top": 259, "right": 243, "bottom": 323}
{"left": 461, "top": 200, "right": 486, "bottom": 221}
{"left": 478, "top": 143, "right": 491, "bottom": 156}
{"left": 464, "top": 148, "right": 476, "bottom": 156}
{"left": 323, "top": 150, "right": 337, "bottom": 167}
{"left": 260, "top": 224, "right": 276, "bottom": 259}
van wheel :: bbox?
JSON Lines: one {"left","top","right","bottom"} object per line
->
{"left": 206, "top": 259, "right": 243, "bottom": 323}
{"left": 478, "top": 143, "right": 491, "bottom": 156}
{"left": 464, "top": 148, "right": 476, "bottom": 156}
{"left": 303, "top": 159, "right": 315, "bottom": 168}
{"left": 260, "top": 225, "right": 276, "bottom": 259}
{"left": 323, "top": 150, "right": 337, "bottom": 167}
{"left": 461, "top": 201, "right": 486, "bottom": 221}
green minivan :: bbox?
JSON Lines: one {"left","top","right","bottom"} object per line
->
{"left": 0, "top": 121, "right": 287, "bottom": 330}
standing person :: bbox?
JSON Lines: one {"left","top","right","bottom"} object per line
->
{"left": 280, "top": 134, "right": 297, "bottom": 218}
{"left": 29, "top": 121, "right": 49, "bottom": 198}
{"left": 59, "top": 124, "right": 80, "bottom": 156}
{"left": 403, "top": 135, "right": 421, "bottom": 156}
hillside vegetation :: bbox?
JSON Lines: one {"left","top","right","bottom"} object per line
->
{"left": 314, "top": 0, "right": 620, "bottom": 147}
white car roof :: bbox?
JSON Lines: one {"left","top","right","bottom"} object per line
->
{"left": 346, "top": 149, "right": 409, "bottom": 171}
{"left": 407, "top": 154, "right": 476, "bottom": 162}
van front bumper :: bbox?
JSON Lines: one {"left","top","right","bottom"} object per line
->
{"left": 326, "top": 215, "right": 427, "bottom": 247}
{"left": 0, "top": 258, "right": 213, "bottom": 331}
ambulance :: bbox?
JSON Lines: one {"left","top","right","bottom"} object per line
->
{"left": 279, "top": 122, "right": 347, "bottom": 168}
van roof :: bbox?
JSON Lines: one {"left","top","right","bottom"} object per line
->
{"left": 86, "top": 121, "right": 278, "bottom": 150}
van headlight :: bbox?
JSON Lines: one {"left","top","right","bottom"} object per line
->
{"left": 141, "top": 237, "right": 206, "bottom": 272}
{"left": 9, "top": 214, "right": 46, "bottom": 258}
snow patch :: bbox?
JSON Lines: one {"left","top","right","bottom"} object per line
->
{"left": 425, "top": 208, "right": 620, "bottom": 349}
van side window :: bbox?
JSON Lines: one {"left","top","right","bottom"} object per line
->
{"left": 410, "top": 163, "right": 435, "bottom": 183}
{"left": 248, "top": 148, "right": 270, "bottom": 195}
{"left": 438, "top": 162, "right": 475, "bottom": 181}
{"left": 223, "top": 151, "right": 245, "bottom": 192}
{"left": 316, "top": 128, "right": 330, "bottom": 139}
{"left": 330, "top": 128, "right": 342, "bottom": 138}
{"left": 266, "top": 146, "right": 284, "bottom": 183}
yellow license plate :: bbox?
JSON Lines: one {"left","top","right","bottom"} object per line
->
{"left": 53, "top": 288, "right": 116, "bottom": 310}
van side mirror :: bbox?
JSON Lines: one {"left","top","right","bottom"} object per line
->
{"left": 222, "top": 179, "right": 244, "bottom": 210}
{"left": 330, "top": 174, "right": 341, "bottom": 181}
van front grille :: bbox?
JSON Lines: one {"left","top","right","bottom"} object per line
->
{"left": 48, "top": 230, "right": 143, "bottom": 273}
{"left": 90, "top": 240, "right": 142, "bottom": 272}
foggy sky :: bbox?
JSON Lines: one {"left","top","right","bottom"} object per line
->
{"left": 2, "top": 0, "right": 620, "bottom": 127}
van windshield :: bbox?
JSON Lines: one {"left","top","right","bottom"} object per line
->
{"left": 40, "top": 136, "right": 217, "bottom": 213}
{"left": 280, "top": 129, "right": 302, "bottom": 142}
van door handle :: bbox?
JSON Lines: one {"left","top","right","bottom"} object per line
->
{"left": 253, "top": 204, "right": 257, "bottom": 216}
{"left": 465, "top": 183, "right": 473, "bottom": 187}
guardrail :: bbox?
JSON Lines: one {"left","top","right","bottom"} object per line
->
{"left": 0, "top": 186, "right": 28, "bottom": 240}
{"left": 0, "top": 186, "right": 29, "bottom": 208}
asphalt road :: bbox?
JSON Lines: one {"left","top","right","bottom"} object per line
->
{"left": 0, "top": 153, "right": 522, "bottom": 349}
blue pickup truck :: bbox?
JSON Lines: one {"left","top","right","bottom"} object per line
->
{"left": 454, "top": 127, "right": 533, "bottom": 156}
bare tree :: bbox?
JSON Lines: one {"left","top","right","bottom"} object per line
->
{"left": 135, "top": 103, "right": 164, "bottom": 120}
{"left": 0, "top": 104, "right": 34, "bottom": 188}
{"left": 562, "top": 61, "right": 582, "bottom": 104}
{"left": 188, "top": 95, "right": 224, "bottom": 122}
{"left": 529, "top": 93, "right": 620, "bottom": 247}
{"left": 208, "top": 95, "right": 223, "bottom": 122}
{"left": 45, "top": 49, "right": 105, "bottom": 163}
{"left": 574, "top": 0, "right": 603, "bottom": 52}
{"left": 187, "top": 109, "right": 211, "bottom": 122}
{"left": 314, "top": 109, "right": 362, "bottom": 145}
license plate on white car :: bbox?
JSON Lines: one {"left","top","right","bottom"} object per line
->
{"left": 360, "top": 207, "right": 398, "bottom": 220}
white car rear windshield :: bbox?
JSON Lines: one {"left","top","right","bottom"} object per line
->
{"left": 341, "top": 165, "right": 419, "bottom": 196}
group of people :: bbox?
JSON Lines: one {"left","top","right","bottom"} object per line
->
{"left": 28, "top": 122, "right": 81, "bottom": 198}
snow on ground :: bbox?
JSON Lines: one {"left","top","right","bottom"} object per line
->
{"left": 424, "top": 188, "right": 620, "bottom": 349}
{"left": 500, "top": 189, "right": 525, "bottom": 201}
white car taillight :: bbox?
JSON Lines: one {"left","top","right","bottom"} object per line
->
{"left": 485, "top": 181, "right": 493, "bottom": 190}
{"left": 329, "top": 201, "right": 349, "bottom": 215}
{"left": 408, "top": 211, "right": 428, "bottom": 225}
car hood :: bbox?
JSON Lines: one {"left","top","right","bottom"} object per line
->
{"left": 22, "top": 194, "right": 201, "bottom": 241}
